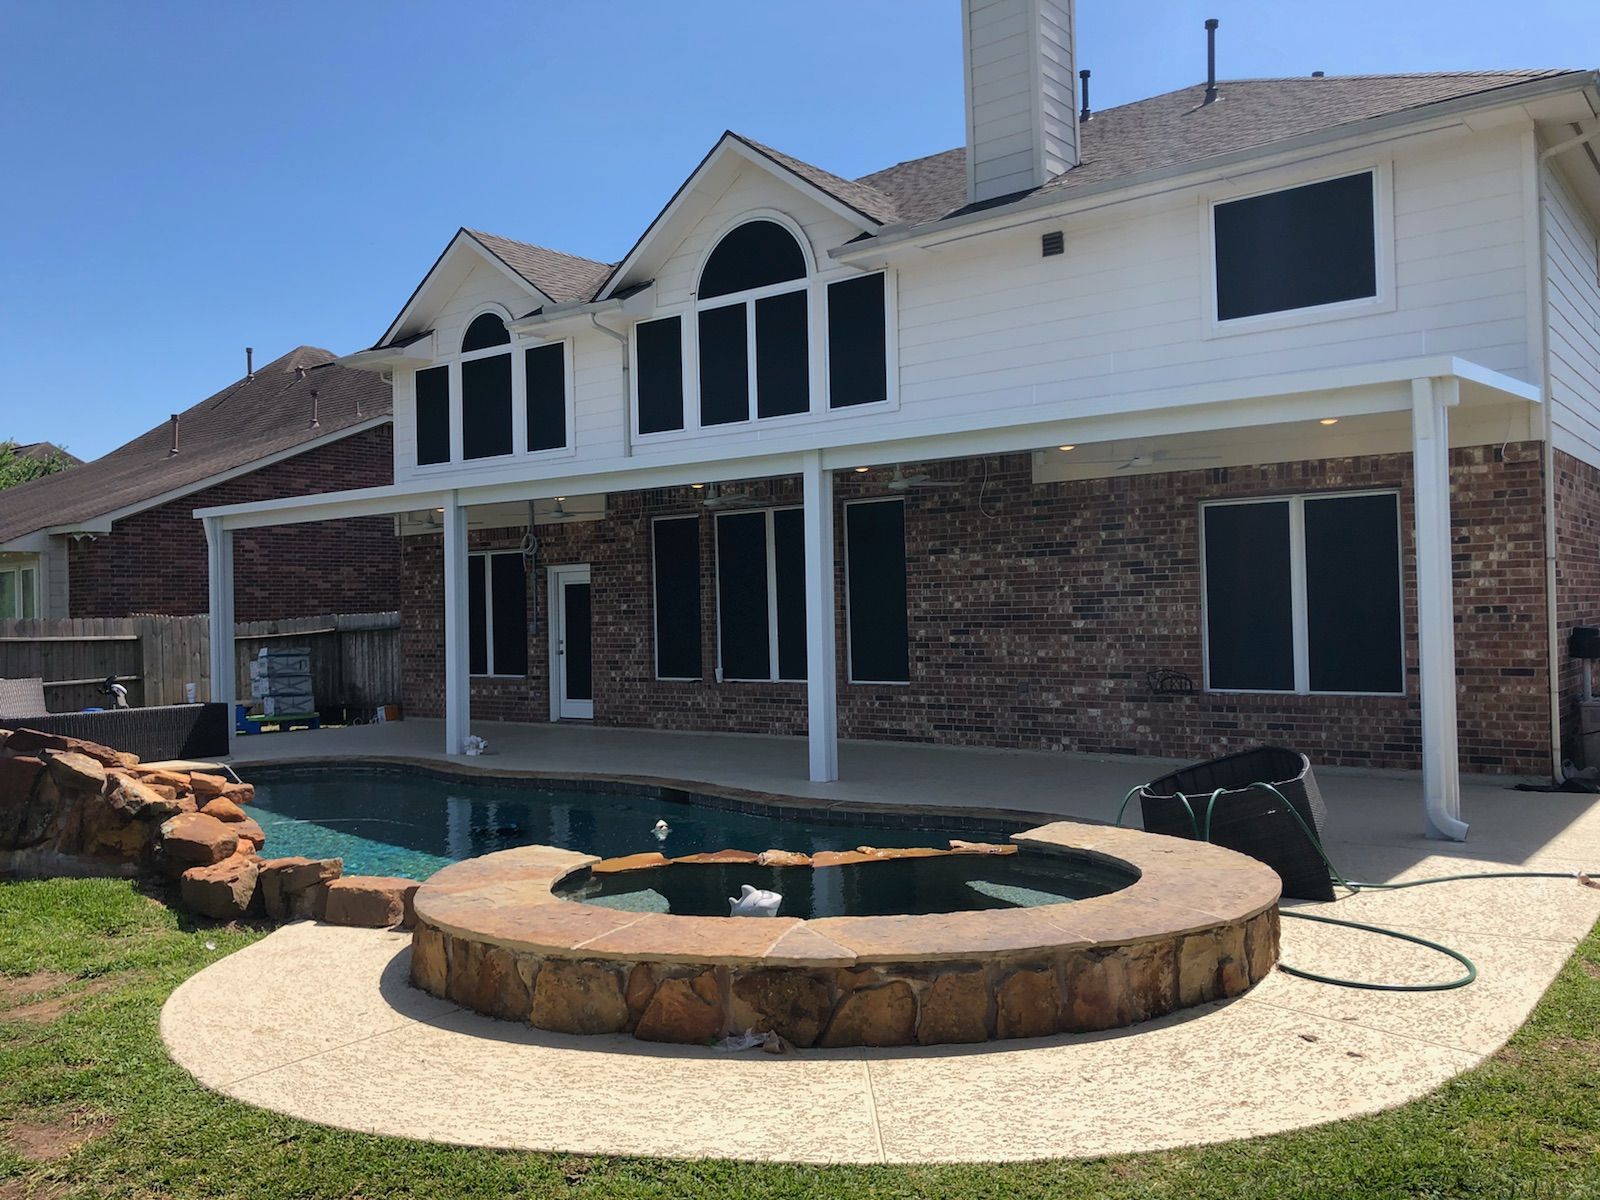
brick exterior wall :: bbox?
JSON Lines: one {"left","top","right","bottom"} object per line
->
{"left": 400, "top": 443, "right": 1554, "bottom": 772}
{"left": 68, "top": 423, "right": 399, "bottom": 621}
{"left": 1555, "top": 448, "right": 1600, "bottom": 763}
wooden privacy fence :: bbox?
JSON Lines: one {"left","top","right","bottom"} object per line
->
{"left": 0, "top": 612, "right": 400, "bottom": 715}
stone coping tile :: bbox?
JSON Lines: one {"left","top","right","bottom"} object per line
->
{"left": 575, "top": 913, "right": 802, "bottom": 962}
{"left": 762, "top": 923, "right": 858, "bottom": 967}
{"left": 424, "top": 901, "right": 645, "bottom": 955}
{"left": 1032, "top": 895, "right": 1224, "bottom": 945}
{"left": 805, "top": 907, "right": 1090, "bottom": 963}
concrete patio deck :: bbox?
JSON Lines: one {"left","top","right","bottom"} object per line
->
{"left": 160, "top": 720, "right": 1600, "bottom": 1163}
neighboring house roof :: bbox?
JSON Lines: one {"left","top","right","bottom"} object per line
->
{"left": 448, "top": 69, "right": 1587, "bottom": 317}
{"left": 7, "top": 441, "right": 83, "bottom": 467}
{"left": 0, "top": 346, "right": 393, "bottom": 546}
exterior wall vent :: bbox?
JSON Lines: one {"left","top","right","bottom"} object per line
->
{"left": 1042, "top": 230, "right": 1065, "bottom": 257}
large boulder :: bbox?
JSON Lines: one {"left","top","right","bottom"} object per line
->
{"left": 228, "top": 816, "right": 266, "bottom": 851}
{"left": 78, "top": 791, "right": 154, "bottom": 862}
{"left": 323, "top": 876, "right": 419, "bottom": 928}
{"left": 0, "top": 756, "right": 55, "bottom": 850}
{"left": 258, "top": 856, "right": 343, "bottom": 920}
{"left": 189, "top": 772, "right": 229, "bottom": 802}
{"left": 158, "top": 812, "right": 238, "bottom": 872}
{"left": 43, "top": 751, "right": 105, "bottom": 795}
{"left": 199, "top": 796, "right": 247, "bottom": 823}
{"left": 4, "top": 729, "right": 137, "bottom": 770}
{"left": 221, "top": 781, "right": 255, "bottom": 806}
{"left": 180, "top": 855, "right": 261, "bottom": 920}
{"left": 109, "top": 775, "right": 190, "bottom": 821}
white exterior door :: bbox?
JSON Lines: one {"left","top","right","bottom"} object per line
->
{"left": 548, "top": 565, "right": 593, "bottom": 720}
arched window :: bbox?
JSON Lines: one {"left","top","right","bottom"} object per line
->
{"left": 459, "top": 312, "right": 512, "bottom": 459}
{"left": 695, "top": 219, "right": 810, "bottom": 424}
{"left": 461, "top": 312, "right": 511, "bottom": 352}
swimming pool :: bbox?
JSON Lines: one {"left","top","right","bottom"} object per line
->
{"left": 247, "top": 766, "right": 1001, "bottom": 880}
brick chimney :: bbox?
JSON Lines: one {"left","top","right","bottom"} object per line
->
{"left": 962, "top": 0, "right": 1079, "bottom": 204}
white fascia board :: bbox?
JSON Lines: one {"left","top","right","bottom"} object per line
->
{"left": 597, "top": 134, "right": 882, "bottom": 302}
{"left": 58, "top": 414, "right": 396, "bottom": 535}
{"left": 379, "top": 229, "right": 550, "bottom": 347}
{"left": 834, "top": 72, "right": 1600, "bottom": 265}
{"left": 0, "top": 530, "right": 51, "bottom": 553}
{"left": 338, "top": 339, "right": 435, "bottom": 371}
{"left": 199, "top": 356, "right": 1536, "bottom": 532}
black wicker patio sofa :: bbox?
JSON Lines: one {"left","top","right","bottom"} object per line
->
{"left": 0, "top": 703, "right": 230, "bottom": 763}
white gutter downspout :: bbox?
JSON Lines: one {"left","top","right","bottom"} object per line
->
{"left": 1536, "top": 121, "right": 1600, "bottom": 782}
{"left": 590, "top": 314, "right": 632, "bottom": 459}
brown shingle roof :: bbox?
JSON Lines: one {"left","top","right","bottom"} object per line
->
{"left": 857, "top": 70, "right": 1584, "bottom": 224}
{"left": 6, "top": 441, "right": 82, "bottom": 467}
{"left": 0, "top": 347, "right": 392, "bottom": 545}
{"left": 464, "top": 230, "right": 614, "bottom": 303}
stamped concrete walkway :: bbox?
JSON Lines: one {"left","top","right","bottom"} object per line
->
{"left": 163, "top": 721, "right": 1600, "bottom": 1162}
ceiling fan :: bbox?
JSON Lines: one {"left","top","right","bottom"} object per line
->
{"left": 700, "top": 483, "right": 758, "bottom": 510}
{"left": 540, "top": 496, "right": 580, "bottom": 521}
{"left": 882, "top": 465, "right": 950, "bottom": 492}
{"left": 1054, "top": 448, "right": 1224, "bottom": 471}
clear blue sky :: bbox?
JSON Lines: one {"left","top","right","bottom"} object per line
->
{"left": 1, "top": 0, "right": 1592, "bottom": 460}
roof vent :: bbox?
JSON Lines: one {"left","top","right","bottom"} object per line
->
{"left": 1203, "top": 18, "right": 1220, "bottom": 105}
{"left": 1311, "top": 70, "right": 1325, "bottom": 78}
{"left": 1079, "top": 69, "right": 1092, "bottom": 122}
{"left": 167, "top": 414, "right": 179, "bottom": 457}
{"left": 1041, "top": 230, "right": 1065, "bottom": 257}
{"left": 245, "top": 346, "right": 254, "bottom": 381}
{"left": 309, "top": 388, "right": 320, "bottom": 430}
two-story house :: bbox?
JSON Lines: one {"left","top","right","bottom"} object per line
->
{"left": 196, "top": 1, "right": 1600, "bottom": 841}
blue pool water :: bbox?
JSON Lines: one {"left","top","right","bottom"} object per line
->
{"left": 248, "top": 767, "right": 995, "bottom": 881}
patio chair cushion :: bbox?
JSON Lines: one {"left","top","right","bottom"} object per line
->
{"left": 1137, "top": 745, "right": 1335, "bottom": 901}
{"left": 0, "top": 677, "right": 48, "bottom": 717}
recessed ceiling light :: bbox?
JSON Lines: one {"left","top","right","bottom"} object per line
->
{"left": 690, "top": 482, "right": 705, "bottom": 490}
{"left": 1058, "top": 444, "right": 1076, "bottom": 452}
{"left": 434, "top": 507, "right": 444, "bottom": 514}
{"left": 1319, "top": 418, "right": 1339, "bottom": 426}
{"left": 854, "top": 466, "right": 870, "bottom": 473}
{"left": 556, "top": 496, "right": 567, "bottom": 502}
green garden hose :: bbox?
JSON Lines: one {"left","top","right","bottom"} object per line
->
{"left": 1114, "top": 781, "right": 1595, "bottom": 992}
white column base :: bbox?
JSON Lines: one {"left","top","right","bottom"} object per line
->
{"left": 442, "top": 493, "right": 471, "bottom": 756}
{"left": 203, "top": 517, "right": 236, "bottom": 750}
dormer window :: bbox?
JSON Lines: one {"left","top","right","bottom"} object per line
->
{"left": 696, "top": 219, "right": 811, "bottom": 425}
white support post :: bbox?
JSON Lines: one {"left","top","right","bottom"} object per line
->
{"left": 203, "top": 517, "right": 235, "bottom": 738}
{"left": 442, "top": 492, "right": 471, "bottom": 756}
{"left": 802, "top": 451, "right": 839, "bottom": 783}
{"left": 1411, "top": 377, "right": 1469, "bottom": 841}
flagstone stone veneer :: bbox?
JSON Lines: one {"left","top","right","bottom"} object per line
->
{"left": 408, "top": 820, "right": 1281, "bottom": 1047}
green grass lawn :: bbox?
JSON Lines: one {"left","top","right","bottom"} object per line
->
{"left": 1, "top": 877, "right": 1597, "bottom": 1199}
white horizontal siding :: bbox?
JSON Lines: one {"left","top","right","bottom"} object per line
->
{"left": 1545, "top": 161, "right": 1600, "bottom": 467}
{"left": 965, "top": 0, "right": 1077, "bottom": 202}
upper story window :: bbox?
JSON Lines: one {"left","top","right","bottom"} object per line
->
{"left": 631, "top": 217, "right": 892, "bottom": 437}
{"left": 1212, "top": 171, "right": 1378, "bottom": 323}
{"left": 698, "top": 220, "right": 810, "bottom": 425}
{"left": 413, "top": 311, "right": 570, "bottom": 467}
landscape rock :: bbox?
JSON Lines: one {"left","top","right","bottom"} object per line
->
{"left": 78, "top": 793, "right": 153, "bottom": 861}
{"left": 257, "top": 856, "right": 344, "bottom": 920}
{"left": 324, "top": 875, "right": 419, "bottom": 928}
{"left": 625, "top": 963, "right": 656, "bottom": 1016}
{"left": 189, "top": 772, "right": 230, "bottom": 801}
{"left": 221, "top": 782, "right": 255, "bottom": 806}
{"left": 0, "top": 756, "right": 54, "bottom": 849}
{"left": 199, "top": 796, "right": 248, "bottom": 823}
{"left": 668, "top": 849, "right": 760, "bottom": 865}
{"left": 917, "top": 970, "right": 991, "bottom": 1044}
{"left": 228, "top": 816, "right": 266, "bottom": 850}
{"left": 730, "top": 969, "right": 834, "bottom": 1048}
{"left": 179, "top": 854, "right": 261, "bottom": 920}
{"left": 110, "top": 775, "right": 188, "bottom": 821}
{"left": 819, "top": 980, "right": 917, "bottom": 1047}
{"left": 447, "top": 939, "right": 530, "bottom": 1021}
{"left": 634, "top": 972, "right": 724, "bottom": 1044}
{"left": 529, "top": 960, "right": 629, "bottom": 1035}
{"left": 948, "top": 840, "right": 1017, "bottom": 856}
{"left": 589, "top": 852, "right": 669, "bottom": 874}
{"left": 995, "top": 968, "right": 1060, "bottom": 1039}
{"left": 43, "top": 751, "right": 105, "bottom": 794}
{"left": 3, "top": 729, "right": 137, "bottom": 770}
{"left": 158, "top": 812, "right": 238, "bottom": 871}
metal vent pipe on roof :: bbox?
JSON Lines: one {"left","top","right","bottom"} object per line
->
{"left": 1079, "top": 69, "right": 1092, "bottom": 121}
{"left": 1204, "top": 18, "right": 1220, "bottom": 104}
{"left": 167, "top": 414, "right": 179, "bottom": 456}
{"left": 245, "top": 346, "right": 254, "bottom": 380}
{"left": 309, "top": 388, "right": 320, "bottom": 429}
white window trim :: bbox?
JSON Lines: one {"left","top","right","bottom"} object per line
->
{"left": 1202, "top": 162, "right": 1396, "bottom": 338}
{"left": 650, "top": 513, "right": 703, "bottom": 682}
{"left": 823, "top": 269, "right": 898, "bottom": 415}
{"left": 843, "top": 496, "right": 910, "bottom": 686}
{"left": 713, "top": 505, "right": 805, "bottom": 684}
{"left": 1199, "top": 489, "right": 1405, "bottom": 697}
{"left": 518, "top": 335, "right": 579, "bottom": 462}
{"left": 629, "top": 312, "right": 693, "bottom": 439}
{"left": 0, "top": 563, "right": 38, "bottom": 620}
{"left": 469, "top": 549, "right": 527, "bottom": 679}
